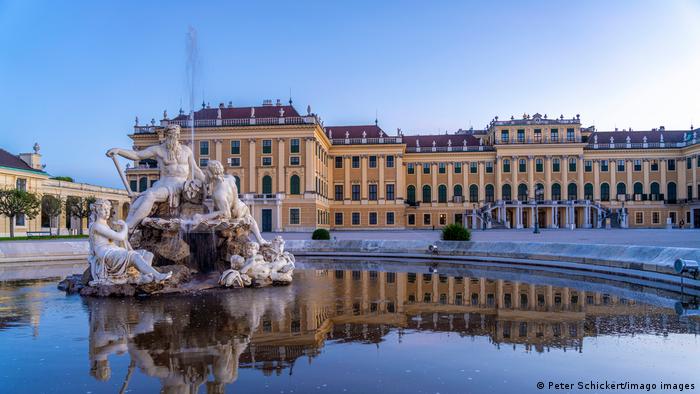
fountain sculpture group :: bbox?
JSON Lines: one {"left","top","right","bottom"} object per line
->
{"left": 59, "top": 124, "right": 295, "bottom": 296}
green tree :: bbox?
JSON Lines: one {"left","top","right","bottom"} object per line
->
{"left": 51, "top": 176, "right": 74, "bottom": 182}
{"left": 65, "top": 196, "right": 96, "bottom": 235}
{"left": 0, "top": 188, "right": 41, "bottom": 238}
{"left": 41, "top": 194, "right": 63, "bottom": 236}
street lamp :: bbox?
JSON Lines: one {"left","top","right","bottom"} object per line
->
{"left": 533, "top": 187, "right": 544, "bottom": 234}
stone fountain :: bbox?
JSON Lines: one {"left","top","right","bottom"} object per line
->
{"left": 59, "top": 124, "right": 295, "bottom": 296}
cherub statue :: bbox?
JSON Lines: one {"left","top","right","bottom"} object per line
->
{"left": 194, "top": 160, "right": 267, "bottom": 244}
{"left": 219, "top": 242, "right": 270, "bottom": 287}
{"left": 263, "top": 236, "right": 295, "bottom": 283}
{"left": 88, "top": 199, "right": 171, "bottom": 286}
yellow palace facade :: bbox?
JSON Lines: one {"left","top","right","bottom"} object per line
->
{"left": 126, "top": 100, "right": 700, "bottom": 231}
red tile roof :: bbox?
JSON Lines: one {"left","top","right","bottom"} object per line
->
{"left": 0, "top": 149, "right": 45, "bottom": 173}
{"left": 172, "top": 105, "right": 301, "bottom": 121}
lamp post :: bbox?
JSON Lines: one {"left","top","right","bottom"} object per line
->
{"left": 533, "top": 188, "right": 543, "bottom": 234}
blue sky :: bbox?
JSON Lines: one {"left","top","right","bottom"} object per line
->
{"left": 1, "top": 0, "right": 699, "bottom": 188}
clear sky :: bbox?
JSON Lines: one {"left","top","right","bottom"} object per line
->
{"left": 1, "top": 0, "right": 699, "bottom": 189}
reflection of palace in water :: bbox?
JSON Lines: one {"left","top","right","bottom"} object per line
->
{"left": 79, "top": 267, "right": 700, "bottom": 393}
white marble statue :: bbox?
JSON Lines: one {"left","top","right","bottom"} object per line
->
{"left": 88, "top": 199, "right": 171, "bottom": 286}
{"left": 106, "top": 124, "right": 205, "bottom": 228}
{"left": 264, "top": 236, "right": 295, "bottom": 283}
{"left": 195, "top": 160, "right": 266, "bottom": 244}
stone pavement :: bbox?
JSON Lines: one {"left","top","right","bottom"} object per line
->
{"left": 263, "top": 228, "right": 700, "bottom": 249}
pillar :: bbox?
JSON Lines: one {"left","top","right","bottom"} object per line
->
{"left": 447, "top": 162, "right": 454, "bottom": 202}
{"left": 545, "top": 155, "right": 552, "bottom": 200}
{"left": 248, "top": 138, "right": 256, "bottom": 193}
{"left": 361, "top": 155, "right": 368, "bottom": 200}
{"left": 661, "top": 159, "right": 668, "bottom": 197}
{"left": 478, "top": 161, "right": 485, "bottom": 202}
{"left": 593, "top": 160, "right": 601, "bottom": 200}
{"left": 305, "top": 138, "right": 314, "bottom": 194}
{"left": 344, "top": 155, "right": 351, "bottom": 199}
{"left": 643, "top": 159, "right": 650, "bottom": 194}
{"left": 277, "top": 138, "right": 285, "bottom": 192}
{"left": 495, "top": 157, "right": 502, "bottom": 200}
{"left": 396, "top": 154, "right": 405, "bottom": 199}
{"left": 528, "top": 155, "right": 535, "bottom": 200}
{"left": 379, "top": 155, "right": 385, "bottom": 200}
{"left": 577, "top": 155, "right": 584, "bottom": 200}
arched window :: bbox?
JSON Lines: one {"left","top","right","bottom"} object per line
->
{"left": 502, "top": 184, "right": 512, "bottom": 201}
{"left": 535, "top": 183, "right": 544, "bottom": 202}
{"left": 485, "top": 184, "right": 494, "bottom": 202}
{"left": 290, "top": 175, "right": 300, "bottom": 195}
{"left": 600, "top": 183, "right": 610, "bottom": 201}
{"left": 469, "top": 184, "right": 478, "bottom": 202}
{"left": 422, "top": 185, "right": 432, "bottom": 203}
{"left": 517, "top": 184, "right": 528, "bottom": 201}
{"left": 551, "top": 183, "right": 561, "bottom": 200}
{"left": 567, "top": 183, "right": 577, "bottom": 200}
{"left": 633, "top": 182, "right": 643, "bottom": 196}
{"left": 139, "top": 177, "right": 148, "bottom": 192}
{"left": 650, "top": 182, "right": 660, "bottom": 199}
{"left": 453, "top": 184, "right": 463, "bottom": 198}
{"left": 262, "top": 175, "right": 272, "bottom": 194}
{"left": 234, "top": 176, "right": 241, "bottom": 193}
{"left": 616, "top": 182, "right": 626, "bottom": 198}
{"left": 407, "top": 185, "right": 416, "bottom": 203}
{"left": 584, "top": 183, "right": 593, "bottom": 200}
{"left": 667, "top": 182, "right": 677, "bottom": 202}
{"left": 438, "top": 185, "right": 447, "bottom": 203}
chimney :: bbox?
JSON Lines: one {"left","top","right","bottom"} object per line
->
{"left": 219, "top": 102, "right": 225, "bottom": 109}
{"left": 262, "top": 99, "right": 273, "bottom": 106}
{"left": 19, "top": 143, "right": 42, "bottom": 170}
{"left": 659, "top": 126, "right": 665, "bottom": 131}
{"left": 276, "top": 99, "right": 281, "bottom": 106}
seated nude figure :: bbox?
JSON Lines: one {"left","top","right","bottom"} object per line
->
{"left": 195, "top": 160, "right": 266, "bottom": 244}
{"left": 220, "top": 242, "right": 270, "bottom": 287}
{"left": 88, "top": 199, "right": 171, "bottom": 285}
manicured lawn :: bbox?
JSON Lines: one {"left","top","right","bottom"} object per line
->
{"left": 0, "top": 234, "right": 88, "bottom": 241}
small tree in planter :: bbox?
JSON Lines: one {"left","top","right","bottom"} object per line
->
{"left": 41, "top": 195, "right": 63, "bottom": 236}
{"left": 0, "top": 188, "right": 41, "bottom": 238}
{"left": 441, "top": 223, "right": 471, "bottom": 241}
{"left": 311, "top": 228, "right": 331, "bottom": 240}
{"left": 65, "top": 196, "right": 96, "bottom": 235}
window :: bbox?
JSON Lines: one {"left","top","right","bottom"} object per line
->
{"left": 199, "top": 158, "right": 209, "bottom": 167}
{"left": 16, "top": 213, "right": 25, "bottom": 227}
{"left": 453, "top": 184, "right": 463, "bottom": 198}
{"left": 423, "top": 163, "right": 430, "bottom": 174}
{"left": 407, "top": 163, "right": 415, "bottom": 174}
{"left": 262, "top": 176, "right": 272, "bottom": 194}
{"left": 262, "top": 139, "right": 272, "bottom": 154}
{"left": 289, "top": 156, "right": 300, "bottom": 166}
{"left": 289, "top": 208, "right": 300, "bottom": 224}
{"left": 352, "top": 156, "right": 360, "bottom": 168}
{"left": 486, "top": 162, "right": 493, "bottom": 173}
{"left": 566, "top": 128, "right": 575, "bottom": 142}
{"left": 16, "top": 178, "right": 27, "bottom": 191}
{"left": 518, "top": 184, "right": 528, "bottom": 201}
{"left": 262, "top": 157, "right": 272, "bottom": 166}
{"left": 438, "top": 185, "right": 447, "bottom": 203}
{"left": 369, "top": 184, "right": 377, "bottom": 201}
{"left": 230, "top": 140, "right": 240, "bottom": 154}
{"left": 550, "top": 128, "right": 559, "bottom": 142}
{"left": 501, "top": 130, "right": 509, "bottom": 143}
{"left": 668, "top": 159, "right": 676, "bottom": 171}
{"left": 584, "top": 183, "right": 593, "bottom": 200}
{"left": 569, "top": 157, "right": 576, "bottom": 172}
{"left": 454, "top": 162, "right": 462, "bottom": 173}
{"left": 502, "top": 159, "right": 511, "bottom": 173}
{"left": 422, "top": 185, "right": 432, "bottom": 203}
{"left": 386, "top": 155, "right": 394, "bottom": 168}
{"left": 130, "top": 180, "right": 137, "bottom": 192}
{"left": 352, "top": 212, "right": 360, "bottom": 225}
{"left": 470, "top": 162, "right": 477, "bottom": 173}
{"left": 517, "top": 129, "right": 525, "bottom": 142}
{"left": 667, "top": 182, "right": 677, "bottom": 202}
{"left": 369, "top": 155, "right": 377, "bottom": 168}
{"left": 689, "top": 185, "right": 694, "bottom": 200}
{"left": 502, "top": 184, "right": 512, "bottom": 201}
{"left": 290, "top": 138, "right": 300, "bottom": 153}
{"left": 386, "top": 184, "right": 395, "bottom": 200}
{"left": 369, "top": 212, "right": 377, "bottom": 225}
{"left": 568, "top": 183, "right": 577, "bottom": 200}
{"left": 688, "top": 157, "right": 693, "bottom": 170}
{"left": 519, "top": 159, "right": 526, "bottom": 172}
{"left": 585, "top": 160, "right": 592, "bottom": 172}
{"left": 199, "top": 141, "right": 209, "bottom": 156}
{"left": 439, "top": 214, "right": 447, "bottom": 225}
{"left": 469, "top": 185, "right": 478, "bottom": 202}
{"left": 601, "top": 160, "right": 609, "bottom": 172}
{"left": 552, "top": 158, "right": 560, "bottom": 172}
{"left": 535, "top": 184, "right": 544, "bottom": 201}
{"left": 600, "top": 183, "right": 610, "bottom": 201}
{"left": 234, "top": 176, "right": 241, "bottom": 192}
{"left": 536, "top": 159, "right": 543, "bottom": 172}
{"left": 486, "top": 184, "right": 495, "bottom": 202}
{"left": 352, "top": 185, "right": 360, "bottom": 201}
{"left": 633, "top": 182, "right": 643, "bottom": 196}
{"left": 651, "top": 182, "right": 660, "bottom": 198}
{"left": 229, "top": 157, "right": 241, "bottom": 167}
{"left": 290, "top": 175, "right": 301, "bottom": 195}
{"left": 634, "top": 160, "right": 642, "bottom": 171}
{"left": 423, "top": 214, "right": 431, "bottom": 225}
{"left": 408, "top": 214, "right": 415, "bottom": 225}
{"left": 386, "top": 212, "right": 395, "bottom": 225}
{"left": 335, "top": 212, "right": 343, "bottom": 225}
{"left": 652, "top": 212, "right": 660, "bottom": 224}
{"left": 552, "top": 183, "right": 561, "bottom": 200}
{"left": 335, "top": 157, "right": 343, "bottom": 168}
{"left": 407, "top": 185, "right": 416, "bottom": 203}
{"left": 617, "top": 160, "right": 625, "bottom": 172}
{"left": 439, "top": 163, "right": 446, "bottom": 174}
{"left": 534, "top": 128, "right": 542, "bottom": 142}
{"left": 651, "top": 161, "right": 659, "bottom": 171}
{"left": 335, "top": 185, "right": 343, "bottom": 200}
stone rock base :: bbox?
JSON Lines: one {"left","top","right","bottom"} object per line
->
{"left": 58, "top": 265, "right": 193, "bottom": 297}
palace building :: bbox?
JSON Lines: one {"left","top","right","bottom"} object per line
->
{"left": 126, "top": 100, "right": 700, "bottom": 231}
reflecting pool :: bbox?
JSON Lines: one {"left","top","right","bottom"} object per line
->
{"left": 1, "top": 259, "right": 699, "bottom": 393}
